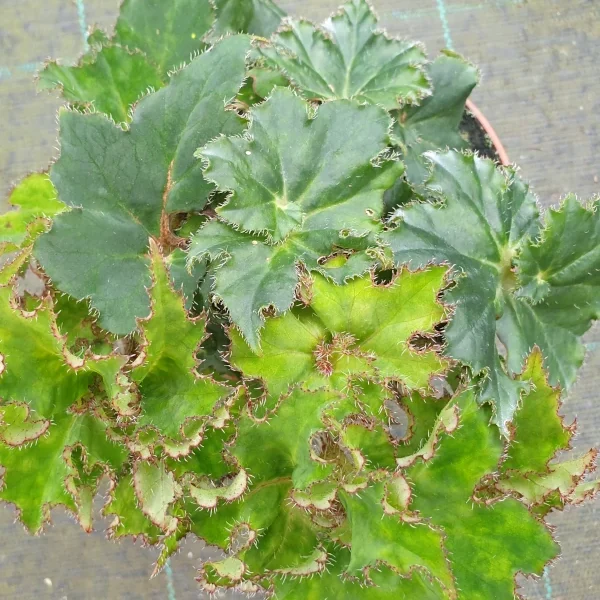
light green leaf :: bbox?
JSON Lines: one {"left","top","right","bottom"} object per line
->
{"left": 64, "top": 444, "right": 115, "bottom": 533}
{"left": 274, "top": 545, "right": 446, "bottom": 599}
{"left": 133, "top": 460, "right": 182, "bottom": 534}
{"left": 499, "top": 451, "right": 597, "bottom": 508}
{"left": 260, "top": 0, "right": 430, "bottom": 109}
{"left": 190, "top": 88, "right": 403, "bottom": 346}
{"left": 246, "top": 66, "right": 290, "bottom": 99}
{"left": 339, "top": 484, "right": 453, "bottom": 592}
{"left": 0, "top": 285, "right": 126, "bottom": 425}
{"left": 0, "top": 173, "right": 64, "bottom": 251}
{"left": 392, "top": 51, "right": 478, "bottom": 185}
{"left": 211, "top": 0, "right": 285, "bottom": 39}
{"left": 405, "top": 390, "right": 559, "bottom": 600}
{"left": 131, "top": 242, "right": 231, "bottom": 444}
{"left": 229, "top": 308, "right": 326, "bottom": 402}
{"left": 0, "top": 410, "right": 126, "bottom": 532}
{"left": 309, "top": 268, "right": 449, "bottom": 387}
{"left": 230, "top": 269, "right": 449, "bottom": 399}
{"left": 495, "top": 350, "right": 597, "bottom": 511}
{"left": 104, "top": 477, "right": 163, "bottom": 542}
{"left": 53, "top": 293, "right": 113, "bottom": 356}
{"left": 501, "top": 349, "right": 571, "bottom": 473}
{"left": 38, "top": 31, "right": 163, "bottom": 124}
{"left": 35, "top": 36, "right": 250, "bottom": 335}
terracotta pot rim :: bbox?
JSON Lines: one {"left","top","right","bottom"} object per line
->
{"left": 466, "top": 99, "right": 510, "bottom": 166}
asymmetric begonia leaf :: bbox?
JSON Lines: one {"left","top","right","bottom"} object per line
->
{"left": 35, "top": 35, "right": 250, "bottom": 335}
{"left": 392, "top": 51, "right": 478, "bottom": 185}
{"left": 260, "top": 0, "right": 430, "bottom": 109}
{"left": 493, "top": 350, "right": 599, "bottom": 511}
{"left": 189, "top": 88, "right": 403, "bottom": 346}
{"left": 130, "top": 242, "right": 231, "bottom": 446}
{"left": 382, "top": 150, "right": 545, "bottom": 429}
{"left": 384, "top": 151, "right": 600, "bottom": 430}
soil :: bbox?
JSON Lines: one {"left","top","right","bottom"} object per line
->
{"left": 460, "top": 109, "right": 503, "bottom": 163}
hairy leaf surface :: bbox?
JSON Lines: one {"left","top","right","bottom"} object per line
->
{"left": 274, "top": 545, "right": 446, "bottom": 599}
{"left": 383, "top": 150, "right": 600, "bottom": 429}
{"left": 0, "top": 285, "right": 127, "bottom": 424}
{"left": 230, "top": 269, "right": 449, "bottom": 396}
{"left": 495, "top": 350, "right": 598, "bottom": 511}
{"left": 405, "top": 390, "right": 559, "bottom": 599}
{"left": 190, "top": 88, "right": 403, "bottom": 346}
{"left": 260, "top": 0, "right": 430, "bottom": 108}
{"left": 211, "top": 0, "right": 285, "bottom": 39}
{"left": 35, "top": 36, "right": 250, "bottom": 334}
{"left": 340, "top": 484, "right": 453, "bottom": 590}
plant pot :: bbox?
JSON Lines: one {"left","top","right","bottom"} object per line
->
{"left": 462, "top": 99, "right": 510, "bottom": 166}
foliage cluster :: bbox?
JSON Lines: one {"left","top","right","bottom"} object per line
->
{"left": 1, "top": 0, "right": 599, "bottom": 597}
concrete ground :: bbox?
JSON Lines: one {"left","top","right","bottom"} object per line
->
{"left": 0, "top": 0, "right": 599, "bottom": 598}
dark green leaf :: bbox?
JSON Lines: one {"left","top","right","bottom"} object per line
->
{"left": 392, "top": 51, "right": 478, "bottom": 184}
{"left": 35, "top": 36, "right": 250, "bottom": 334}
{"left": 190, "top": 88, "right": 403, "bottom": 346}
{"left": 260, "top": 0, "right": 430, "bottom": 109}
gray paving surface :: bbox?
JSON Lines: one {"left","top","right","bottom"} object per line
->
{"left": 0, "top": 0, "right": 599, "bottom": 598}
